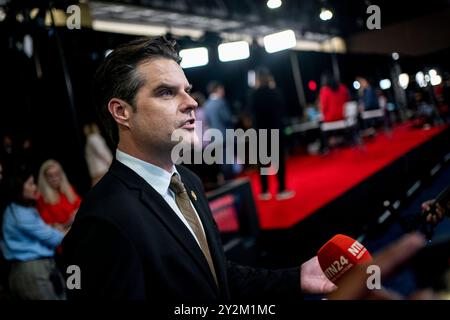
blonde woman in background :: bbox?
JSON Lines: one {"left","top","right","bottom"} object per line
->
{"left": 83, "top": 123, "right": 113, "bottom": 186}
{"left": 36, "top": 160, "right": 81, "bottom": 230}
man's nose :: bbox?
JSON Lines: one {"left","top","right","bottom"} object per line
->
{"left": 182, "top": 92, "right": 198, "bottom": 111}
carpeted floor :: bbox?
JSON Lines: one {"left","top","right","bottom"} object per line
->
{"left": 243, "top": 123, "right": 448, "bottom": 229}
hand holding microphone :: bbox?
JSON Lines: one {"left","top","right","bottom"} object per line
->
{"left": 319, "top": 233, "right": 428, "bottom": 300}
{"left": 302, "top": 233, "right": 431, "bottom": 299}
{"left": 317, "top": 234, "right": 372, "bottom": 284}
{"left": 299, "top": 234, "right": 372, "bottom": 295}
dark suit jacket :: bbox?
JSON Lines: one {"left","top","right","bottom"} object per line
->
{"left": 62, "top": 160, "right": 300, "bottom": 301}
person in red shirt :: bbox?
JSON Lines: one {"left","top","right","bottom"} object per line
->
{"left": 318, "top": 72, "right": 351, "bottom": 153}
{"left": 319, "top": 72, "right": 350, "bottom": 122}
{"left": 36, "top": 159, "right": 81, "bottom": 230}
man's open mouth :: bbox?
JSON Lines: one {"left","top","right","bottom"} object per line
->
{"left": 180, "top": 118, "right": 196, "bottom": 130}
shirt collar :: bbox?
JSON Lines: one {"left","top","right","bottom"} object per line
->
{"left": 115, "top": 149, "right": 178, "bottom": 196}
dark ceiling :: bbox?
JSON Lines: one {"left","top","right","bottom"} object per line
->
{"left": 3, "top": 0, "right": 449, "bottom": 40}
{"left": 92, "top": 0, "right": 450, "bottom": 36}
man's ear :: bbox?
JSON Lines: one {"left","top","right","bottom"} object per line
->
{"left": 108, "top": 98, "right": 132, "bottom": 128}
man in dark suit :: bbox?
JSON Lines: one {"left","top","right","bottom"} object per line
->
{"left": 62, "top": 36, "right": 335, "bottom": 301}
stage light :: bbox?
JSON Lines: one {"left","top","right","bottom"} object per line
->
{"left": 218, "top": 41, "right": 250, "bottom": 62}
{"left": 430, "top": 75, "right": 442, "bottom": 86}
{"left": 267, "top": 0, "right": 282, "bottom": 9}
{"left": 319, "top": 8, "right": 333, "bottom": 21}
{"left": 379, "top": 79, "right": 391, "bottom": 90}
{"left": 392, "top": 52, "right": 399, "bottom": 60}
{"left": 424, "top": 74, "right": 430, "bottom": 82}
{"left": 308, "top": 80, "right": 317, "bottom": 91}
{"left": 415, "top": 71, "right": 427, "bottom": 88}
{"left": 179, "top": 47, "right": 209, "bottom": 68}
{"left": 398, "top": 73, "right": 409, "bottom": 89}
{"left": 263, "top": 29, "right": 296, "bottom": 53}
{"left": 428, "top": 69, "right": 442, "bottom": 86}
{"left": 353, "top": 81, "right": 361, "bottom": 90}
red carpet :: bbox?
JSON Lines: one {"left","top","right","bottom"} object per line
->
{"left": 243, "top": 123, "right": 448, "bottom": 230}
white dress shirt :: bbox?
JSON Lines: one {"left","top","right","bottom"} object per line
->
{"left": 115, "top": 149, "right": 205, "bottom": 246}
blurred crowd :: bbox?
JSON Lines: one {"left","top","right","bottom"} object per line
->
{"left": 0, "top": 123, "right": 112, "bottom": 299}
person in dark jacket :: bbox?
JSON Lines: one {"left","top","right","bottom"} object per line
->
{"left": 61, "top": 36, "right": 334, "bottom": 301}
{"left": 248, "top": 67, "right": 295, "bottom": 201}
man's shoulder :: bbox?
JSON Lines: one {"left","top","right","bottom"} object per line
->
{"left": 204, "top": 98, "right": 224, "bottom": 108}
{"left": 75, "top": 167, "right": 140, "bottom": 220}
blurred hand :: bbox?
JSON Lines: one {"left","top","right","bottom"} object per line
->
{"left": 327, "top": 233, "right": 428, "bottom": 300}
{"left": 53, "top": 223, "right": 66, "bottom": 232}
{"left": 422, "top": 200, "right": 445, "bottom": 226}
{"left": 53, "top": 223, "right": 70, "bottom": 235}
{"left": 300, "top": 256, "right": 337, "bottom": 295}
{"left": 358, "top": 105, "right": 365, "bottom": 113}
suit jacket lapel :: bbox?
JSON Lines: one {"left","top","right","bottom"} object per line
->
{"left": 140, "top": 184, "right": 219, "bottom": 293}
{"left": 180, "top": 174, "right": 227, "bottom": 294}
{"left": 110, "top": 160, "right": 219, "bottom": 293}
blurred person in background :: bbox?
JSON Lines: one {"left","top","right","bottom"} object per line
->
{"left": 248, "top": 67, "right": 294, "bottom": 201}
{"left": 318, "top": 72, "right": 351, "bottom": 153}
{"left": 84, "top": 123, "right": 113, "bottom": 186}
{"left": 0, "top": 161, "right": 4, "bottom": 214}
{"left": 435, "top": 73, "right": 450, "bottom": 123}
{"left": 1, "top": 135, "right": 13, "bottom": 158}
{"left": 319, "top": 72, "right": 350, "bottom": 122}
{"left": 0, "top": 160, "right": 4, "bottom": 204}
{"left": 16, "top": 137, "right": 38, "bottom": 175}
{"left": 191, "top": 91, "right": 210, "bottom": 148}
{"left": 357, "top": 76, "right": 380, "bottom": 137}
{"left": 412, "top": 91, "right": 438, "bottom": 129}
{"left": 0, "top": 160, "right": 7, "bottom": 301}
{"left": 0, "top": 135, "right": 16, "bottom": 174}
{"left": 305, "top": 103, "right": 321, "bottom": 122}
{"left": 376, "top": 89, "right": 393, "bottom": 130}
{"left": 203, "top": 81, "right": 235, "bottom": 182}
{"left": 0, "top": 169, "right": 66, "bottom": 300}
{"left": 190, "top": 91, "right": 222, "bottom": 190}
{"left": 36, "top": 160, "right": 81, "bottom": 231}
{"left": 357, "top": 76, "right": 380, "bottom": 111}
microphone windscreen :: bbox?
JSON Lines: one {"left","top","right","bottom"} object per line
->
{"left": 317, "top": 234, "right": 372, "bottom": 283}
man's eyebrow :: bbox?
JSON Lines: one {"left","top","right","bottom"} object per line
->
{"left": 152, "top": 83, "right": 176, "bottom": 93}
{"left": 152, "top": 83, "right": 193, "bottom": 93}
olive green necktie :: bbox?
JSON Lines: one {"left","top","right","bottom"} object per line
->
{"left": 169, "top": 174, "right": 218, "bottom": 287}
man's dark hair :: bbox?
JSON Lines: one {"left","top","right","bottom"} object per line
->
{"left": 255, "top": 66, "right": 273, "bottom": 87}
{"left": 321, "top": 72, "right": 339, "bottom": 91}
{"left": 207, "top": 81, "right": 223, "bottom": 95}
{"left": 93, "top": 36, "right": 181, "bottom": 147}
{"left": 0, "top": 168, "right": 34, "bottom": 234}
{"left": 3, "top": 169, "right": 34, "bottom": 207}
